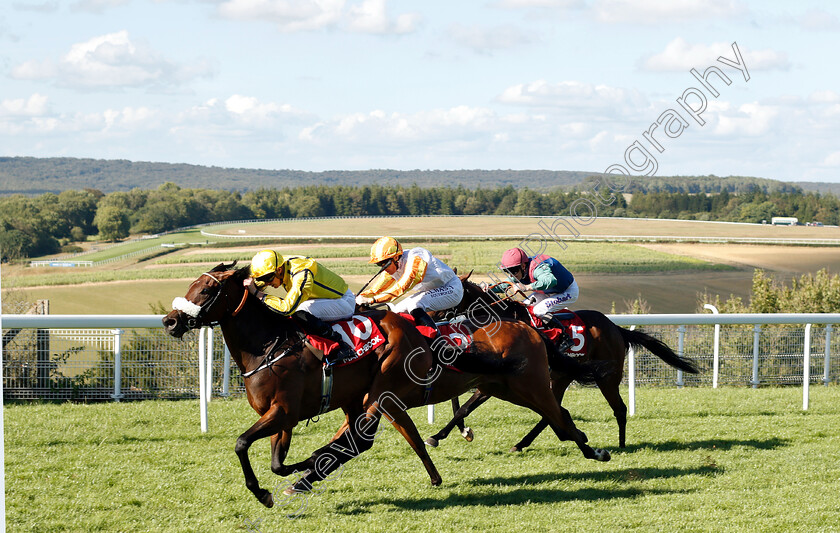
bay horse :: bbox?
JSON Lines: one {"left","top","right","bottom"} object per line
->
{"left": 286, "top": 308, "right": 614, "bottom": 493}
{"left": 427, "top": 273, "right": 699, "bottom": 450}
{"left": 162, "top": 263, "right": 610, "bottom": 504}
{"left": 163, "top": 263, "right": 448, "bottom": 507}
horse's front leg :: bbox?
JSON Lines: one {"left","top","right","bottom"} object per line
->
{"left": 235, "top": 404, "right": 285, "bottom": 508}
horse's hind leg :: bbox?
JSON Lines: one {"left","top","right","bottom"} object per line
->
{"left": 597, "top": 373, "right": 627, "bottom": 448}
{"left": 383, "top": 406, "right": 442, "bottom": 486}
{"left": 425, "top": 391, "right": 489, "bottom": 447}
{"left": 511, "top": 376, "right": 573, "bottom": 452}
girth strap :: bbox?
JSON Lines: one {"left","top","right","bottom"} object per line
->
{"left": 319, "top": 365, "right": 333, "bottom": 415}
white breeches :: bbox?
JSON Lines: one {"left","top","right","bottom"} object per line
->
{"left": 389, "top": 278, "right": 464, "bottom": 314}
{"left": 531, "top": 281, "right": 579, "bottom": 318}
{"left": 296, "top": 289, "right": 356, "bottom": 321}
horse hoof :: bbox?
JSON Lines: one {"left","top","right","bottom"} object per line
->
{"left": 594, "top": 448, "right": 611, "bottom": 462}
{"left": 259, "top": 491, "right": 274, "bottom": 508}
{"left": 424, "top": 437, "right": 439, "bottom": 447}
{"left": 510, "top": 446, "right": 522, "bottom": 453}
{"left": 283, "top": 485, "right": 309, "bottom": 496}
{"left": 461, "top": 427, "right": 474, "bottom": 442}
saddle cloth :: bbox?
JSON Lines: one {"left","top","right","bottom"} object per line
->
{"left": 306, "top": 314, "right": 386, "bottom": 366}
{"left": 526, "top": 307, "right": 589, "bottom": 356}
{"left": 398, "top": 312, "right": 474, "bottom": 351}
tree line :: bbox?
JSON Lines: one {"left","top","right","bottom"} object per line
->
{"left": 1, "top": 182, "right": 838, "bottom": 261}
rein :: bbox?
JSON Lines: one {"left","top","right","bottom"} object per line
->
{"left": 242, "top": 336, "right": 305, "bottom": 378}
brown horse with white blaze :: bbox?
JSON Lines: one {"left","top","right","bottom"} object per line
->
{"left": 162, "top": 263, "right": 446, "bottom": 507}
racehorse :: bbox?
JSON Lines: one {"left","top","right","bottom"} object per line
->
{"left": 286, "top": 307, "right": 614, "bottom": 493}
{"left": 163, "top": 263, "right": 449, "bottom": 507}
{"left": 427, "top": 273, "right": 699, "bottom": 450}
{"left": 162, "top": 264, "right": 610, "bottom": 505}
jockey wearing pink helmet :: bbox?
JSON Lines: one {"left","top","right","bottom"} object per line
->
{"left": 499, "top": 247, "right": 579, "bottom": 351}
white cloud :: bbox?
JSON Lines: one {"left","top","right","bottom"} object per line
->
{"left": 642, "top": 38, "right": 789, "bottom": 72}
{"left": 0, "top": 94, "right": 49, "bottom": 117}
{"left": 710, "top": 101, "right": 778, "bottom": 136}
{"left": 218, "top": 0, "right": 419, "bottom": 34}
{"left": 448, "top": 24, "right": 536, "bottom": 54}
{"left": 798, "top": 9, "right": 840, "bottom": 32}
{"left": 493, "top": 0, "right": 584, "bottom": 8}
{"left": 11, "top": 31, "right": 214, "bottom": 90}
{"left": 497, "top": 80, "right": 648, "bottom": 118}
{"left": 300, "top": 106, "right": 497, "bottom": 144}
{"left": 70, "top": 0, "right": 129, "bottom": 13}
{"left": 346, "top": 0, "right": 420, "bottom": 34}
{"left": 594, "top": 0, "right": 745, "bottom": 24}
{"left": 824, "top": 151, "right": 840, "bottom": 167}
{"left": 12, "top": 1, "right": 59, "bottom": 12}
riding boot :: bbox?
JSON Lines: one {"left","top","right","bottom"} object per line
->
{"left": 410, "top": 307, "right": 440, "bottom": 338}
{"left": 544, "top": 315, "right": 574, "bottom": 353}
{"left": 293, "top": 310, "right": 354, "bottom": 363}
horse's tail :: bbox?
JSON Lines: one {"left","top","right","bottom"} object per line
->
{"left": 620, "top": 328, "right": 700, "bottom": 374}
{"left": 444, "top": 348, "right": 526, "bottom": 376}
{"left": 540, "top": 333, "right": 612, "bottom": 385}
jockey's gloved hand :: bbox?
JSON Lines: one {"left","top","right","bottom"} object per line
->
{"left": 522, "top": 295, "right": 537, "bottom": 306}
{"left": 515, "top": 282, "right": 531, "bottom": 293}
{"left": 356, "top": 295, "right": 374, "bottom": 305}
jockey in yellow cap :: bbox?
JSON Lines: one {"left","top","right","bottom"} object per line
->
{"left": 245, "top": 249, "right": 355, "bottom": 360}
{"left": 356, "top": 237, "right": 463, "bottom": 333}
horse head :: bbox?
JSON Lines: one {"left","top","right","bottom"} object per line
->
{"left": 162, "top": 261, "right": 250, "bottom": 338}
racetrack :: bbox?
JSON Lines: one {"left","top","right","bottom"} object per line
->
{"left": 5, "top": 387, "right": 840, "bottom": 532}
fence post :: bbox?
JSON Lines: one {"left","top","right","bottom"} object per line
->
{"left": 704, "top": 304, "right": 720, "bottom": 388}
{"left": 198, "top": 328, "right": 208, "bottom": 433}
{"left": 803, "top": 323, "right": 812, "bottom": 411}
{"left": 751, "top": 324, "right": 762, "bottom": 389}
{"left": 205, "top": 327, "right": 213, "bottom": 403}
{"left": 676, "top": 325, "right": 686, "bottom": 388}
{"left": 222, "top": 342, "right": 231, "bottom": 397}
{"left": 628, "top": 325, "right": 636, "bottom": 416}
{"left": 112, "top": 329, "right": 124, "bottom": 401}
{"left": 824, "top": 324, "right": 832, "bottom": 386}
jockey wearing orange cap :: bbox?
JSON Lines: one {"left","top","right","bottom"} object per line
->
{"left": 356, "top": 236, "right": 463, "bottom": 333}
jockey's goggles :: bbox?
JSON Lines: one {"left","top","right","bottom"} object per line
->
{"left": 255, "top": 271, "right": 276, "bottom": 284}
{"left": 375, "top": 258, "right": 393, "bottom": 269}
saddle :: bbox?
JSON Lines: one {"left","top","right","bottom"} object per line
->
{"left": 304, "top": 314, "right": 386, "bottom": 367}
{"left": 526, "top": 307, "right": 589, "bottom": 356}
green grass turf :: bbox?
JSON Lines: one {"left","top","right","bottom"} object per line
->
{"left": 14, "top": 241, "right": 732, "bottom": 289}
{"left": 5, "top": 386, "right": 840, "bottom": 532}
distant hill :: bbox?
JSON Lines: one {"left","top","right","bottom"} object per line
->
{"left": 0, "top": 157, "right": 593, "bottom": 194}
{"left": 0, "top": 156, "right": 833, "bottom": 195}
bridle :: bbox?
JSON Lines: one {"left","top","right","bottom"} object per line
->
{"left": 172, "top": 271, "right": 248, "bottom": 329}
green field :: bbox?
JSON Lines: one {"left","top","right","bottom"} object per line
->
{"left": 5, "top": 387, "right": 840, "bottom": 532}
{"left": 6, "top": 216, "right": 840, "bottom": 314}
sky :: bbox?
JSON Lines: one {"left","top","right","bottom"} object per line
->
{"left": 1, "top": 0, "right": 839, "bottom": 182}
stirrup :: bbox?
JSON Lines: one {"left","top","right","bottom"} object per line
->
{"left": 325, "top": 344, "right": 354, "bottom": 366}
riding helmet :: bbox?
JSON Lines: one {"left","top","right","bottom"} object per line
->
{"left": 369, "top": 236, "right": 403, "bottom": 264}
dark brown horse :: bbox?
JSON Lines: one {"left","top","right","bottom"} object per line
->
{"left": 427, "top": 273, "right": 699, "bottom": 450}
{"left": 163, "top": 263, "right": 449, "bottom": 507}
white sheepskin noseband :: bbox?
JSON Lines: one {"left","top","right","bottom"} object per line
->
{"left": 172, "top": 297, "right": 202, "bottom": 317}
